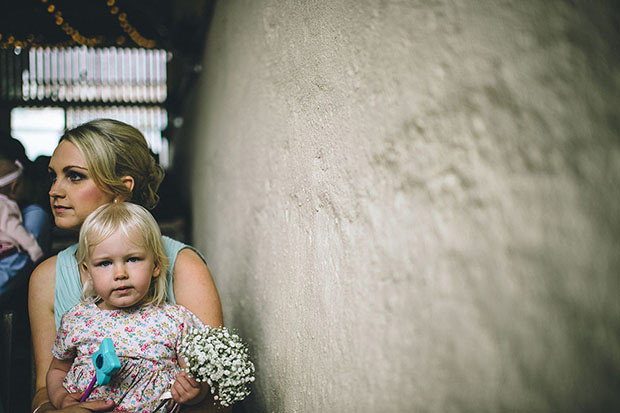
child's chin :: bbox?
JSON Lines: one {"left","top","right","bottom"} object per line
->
{"left": 115, "top": 300, "right": 142, "bottom": 309}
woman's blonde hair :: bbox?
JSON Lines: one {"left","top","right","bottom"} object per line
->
{"left": 60, "top": 118, "right": 164, "bottom": 209}
{"left": 77, "top": 202, "right": 169, "bottom": 306}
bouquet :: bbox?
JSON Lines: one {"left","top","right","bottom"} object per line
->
{"left": 180, "top": 325, "right": 255, "bottom": 407}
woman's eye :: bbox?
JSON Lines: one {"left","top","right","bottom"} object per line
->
{"left": 48, "top": 171, "right": 57, "bottom": 183}
{"left": 67, "top": 170, "right": 85, "bottom": 182}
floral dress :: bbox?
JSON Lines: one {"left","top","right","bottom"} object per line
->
{"left": 52, "top": 301, "right": 203, "bottom": 412}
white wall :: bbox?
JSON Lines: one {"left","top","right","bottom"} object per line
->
{"left": 176, "top": 1, "right": 620, "bottom": 411}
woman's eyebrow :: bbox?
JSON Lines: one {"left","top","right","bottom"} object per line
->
{"left": 62, "top": 165, "right": 89, "bottom": 172}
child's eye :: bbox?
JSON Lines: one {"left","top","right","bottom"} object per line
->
{"left": 95, "top": 260, "right": 112, "bottom": 267}
{"left": 127, "top": 257, "right": 140, "bottom": 263}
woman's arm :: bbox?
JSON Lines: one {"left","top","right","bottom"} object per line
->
{"left": 29, "top": 256, "right": 59, "bottom": 411}
{"left": 172, "top": 249, "right": 231, "bottom": 412}
{"left": 173, "top": 249, "right": 223, "bottom": 328}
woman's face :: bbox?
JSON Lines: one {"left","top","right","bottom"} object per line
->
{"left": 48, "top": 140, "right": 117, "bottom": 231}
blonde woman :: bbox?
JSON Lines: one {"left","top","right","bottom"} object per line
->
{"left": 29, "top": 119, "right": 223, "bottom": 413}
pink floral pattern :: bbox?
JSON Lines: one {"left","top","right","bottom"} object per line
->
{"left": 53, "top": 302, "right": 203, "bottom": 412}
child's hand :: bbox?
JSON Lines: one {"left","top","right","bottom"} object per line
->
{"left": 59, "top": 391, "right": 83, "bottom": 407}
{"left": 171, "top": 371, "right": 208, "bottom": 405}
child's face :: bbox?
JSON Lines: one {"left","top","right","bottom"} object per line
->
{"left": 84, "top": 230, "right": 160, "bottom": 310}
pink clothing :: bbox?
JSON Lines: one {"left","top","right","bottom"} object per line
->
{"left": 0, "top": 194, "right": 43, "bottom": 262}
{"left": 52, "top": 301, "right": 204, "bottom": 412}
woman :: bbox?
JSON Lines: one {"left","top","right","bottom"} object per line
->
{"left": 29, "top": 119, "right": 224, "bottom": 413}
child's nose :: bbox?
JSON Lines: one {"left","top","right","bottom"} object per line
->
{"left": 114, "top": 264, "right": 129, "bottom": 279}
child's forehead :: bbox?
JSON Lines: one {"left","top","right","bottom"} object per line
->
{"left": 89, "top": 228, "right": 146, "bottom": 251}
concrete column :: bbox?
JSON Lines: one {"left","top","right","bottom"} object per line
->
{"left": 178, "top": 1, "right": 620, "bottom": 411}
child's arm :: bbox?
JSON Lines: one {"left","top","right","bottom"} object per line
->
{"left": 46, "top": 357, "right": 75, "bottom": 408}
{"left": 170, "top": 358, "right": 210, "bottom": 406}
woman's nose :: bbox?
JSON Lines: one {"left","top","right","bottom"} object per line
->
{"left": 49, "top": 179, "right": 64, "bottom": 198}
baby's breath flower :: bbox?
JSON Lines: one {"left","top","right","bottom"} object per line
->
{"left": 181, "top": 326, "right": 255, "bottom": 407}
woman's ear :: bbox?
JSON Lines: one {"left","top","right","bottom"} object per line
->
{"left": 121, "top": 176, "right": 135, "bottom": 192}
{"left": 114, "top": 176, "right": 135, "bottom": 202}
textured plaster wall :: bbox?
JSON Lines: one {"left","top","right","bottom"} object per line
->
{"left": 176, "top": 0, "right": 620, "bottom": 411}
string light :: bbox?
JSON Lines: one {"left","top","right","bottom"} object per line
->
{"left": 106, "top": 0, "right": 156, "bottom": 48}
{"left": 0, "top": 0, "right": 158, "bottom": 50}
{"left": 0, "top": 32, "right": 72, "bottom": 50}
{"left": 40, "top": 0, "right": 103, "bottom": 47}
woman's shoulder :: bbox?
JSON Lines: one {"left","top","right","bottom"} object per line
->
{"left": 171, "top": 248, "right": 212, "bottom": 292}
{"left": 162, "top": 235, "right": 190, "bottom": 255}
{"left": 57, "top": 243, "right": 79, "bottom": 260}
{"left": 30, "top": 254, "right": 58, "bottom": 285}
{"left": 162, "top": 236, "right": 204, "bottom": 262}
{"left": 163, "top": 236, "right": 208, "bottom": 281}
{"left": 55, "top": 243, "right": 81, "bottom": 279}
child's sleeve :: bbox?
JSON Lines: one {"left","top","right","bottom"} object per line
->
{"left": 51, "top": 312, "right": 77, "bottom": 361}
{"left": 175, "top": 305, "right": 205, "bottom": 355}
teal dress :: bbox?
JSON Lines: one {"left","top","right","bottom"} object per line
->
{"left": 54, "top": 236, "right": 204, "bottom": 329}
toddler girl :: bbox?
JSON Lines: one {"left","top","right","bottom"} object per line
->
{"left": 46, "top": 202, "right": 209, "bottom": 411}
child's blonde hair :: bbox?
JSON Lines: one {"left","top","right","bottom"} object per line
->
{"left": 76, "top": 202, "right": 169, "bottom": 306}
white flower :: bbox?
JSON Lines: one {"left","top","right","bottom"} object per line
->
{"left": 180, "top": 326, "right": 255, "bottom": 407}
